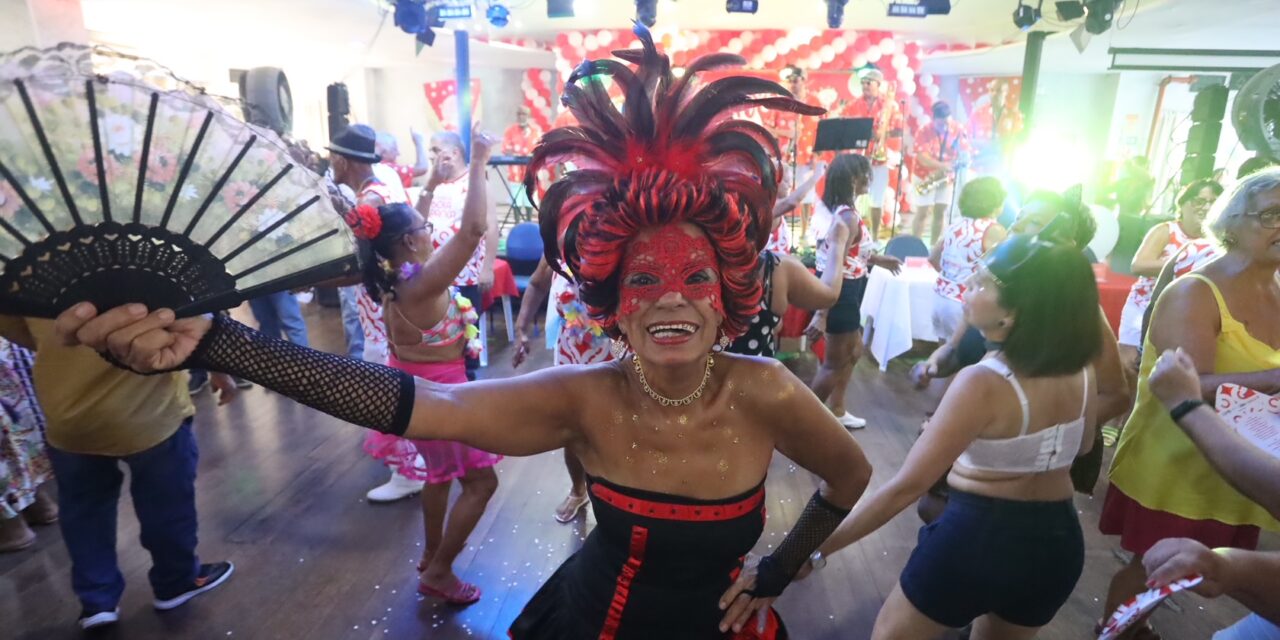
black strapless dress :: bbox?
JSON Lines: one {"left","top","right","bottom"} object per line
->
{"left": 509, "top": 476, "right": 788, "bottom": 640}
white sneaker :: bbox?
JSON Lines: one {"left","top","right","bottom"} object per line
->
{"left": 837, "top": 412, "right": 867, "bottom": 430}
{"left": 367, "top": 468, "right": 425, "bottom": 503}
{"left": 78, "top": 607, "right": 120, "bottom": 630}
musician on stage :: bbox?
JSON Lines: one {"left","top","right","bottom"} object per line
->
{"left": 765, "top": 66, "right": 823, "bottom": 241}
{"left": 911, "top": 101, "right": 970, "bottom": 243}
{"left": 502, "top": 106, "right": 543, "bottom": 220}
{"left": 845, "top": 68, "right": 903, "bottom": 244}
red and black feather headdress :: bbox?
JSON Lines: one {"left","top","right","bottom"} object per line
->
{"left": 525, "top": 23, "right": 824, "bottom": 338}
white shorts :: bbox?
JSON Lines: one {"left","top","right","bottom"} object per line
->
{"left": 911, "top": 178, "right": 955, "bottom": 208}
{"left": 1213, "top": 615, "right": 1280, "bottom": 640}
{"left": 868, "top": 164, "right": 891, "bottom": 207}
{"left": 1117, "top": 295, "right": 1146, "bottom": 347}
{"left": 931, "top": 294, "right": 965, "bottom": 342}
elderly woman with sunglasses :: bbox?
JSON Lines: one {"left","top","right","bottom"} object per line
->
{"left": 1116, "top": 179, "right": 1224, "bottom": 376}
{"left": 801, "top": 235, "right": 1102, "bottom": 640}
{"left": 1099, "top": 168, "right": 1280, "bottom": 640}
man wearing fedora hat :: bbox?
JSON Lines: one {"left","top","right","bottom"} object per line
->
{"left": 328, "top": 124, "right": 429, "bottom": 504}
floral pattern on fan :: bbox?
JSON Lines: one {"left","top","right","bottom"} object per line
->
{"left": 0, "top": 44, "right": 356, "bottom": 318}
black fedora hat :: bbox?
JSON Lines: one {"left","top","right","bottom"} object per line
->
{"left": 327, "top": 124, "right": 381, "bottom": 163}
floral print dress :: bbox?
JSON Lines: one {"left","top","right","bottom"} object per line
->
{"left": 0, "top": 338, "right": 50, "bottom": 520}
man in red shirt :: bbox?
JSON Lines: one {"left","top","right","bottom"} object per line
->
{"left": 845, "top": 68, "right": 903, "bottom": 243}
{"left": 766, "top": 66, "right": 822, "bottom": 239}
{"left": 502, "top": 106, "right": 544, "bottom": 219}
{"left": 911, "top": 101, "right": 970, "bottom": 242}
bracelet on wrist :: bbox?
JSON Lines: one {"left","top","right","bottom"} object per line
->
{"left": 1169, "top": 399, "right": 1206, "bottom": 423}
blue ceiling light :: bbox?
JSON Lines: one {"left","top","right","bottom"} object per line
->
{"left": 487, "top": 2, "right": 510, "bottom": 27}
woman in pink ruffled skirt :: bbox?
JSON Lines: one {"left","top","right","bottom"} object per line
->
{"left": 349, "top": 128, "right": 500, "bottom": 605}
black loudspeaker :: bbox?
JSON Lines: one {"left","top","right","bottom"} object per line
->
{"left": 1181, "top": 84, "right": 1229, "bottom": 185}
{"left": 922, "top": 0, "right": 952, "bottom": 14}
{"left": 326, "top": 82, "right": 350, "bottom": 140}
{"left": 1192, "top": 85, "right": 1229, "bottom": 121}
{"left": 239, "top": 67, "right": 293, "bottom": 136}
{"left": 547, "top": 0, "right": 574, "bottom": 17}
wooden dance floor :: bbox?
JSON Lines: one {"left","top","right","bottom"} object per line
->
{"left": 2, "top": 304, "right": 1271, "bottom": 639}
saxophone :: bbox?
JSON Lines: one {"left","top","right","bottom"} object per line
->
{"left": 915, "top": 169, "right": 950, "bottom": 195}
{"left": 870, "top": 83, "right": 896, "bottom": 164}
{"left": 915, "top": 124, "right": 959, "bottom": 195}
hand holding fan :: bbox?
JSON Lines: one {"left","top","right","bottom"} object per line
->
{"left": 1098, "top": 575, "right": 1204, "bottom": 640}
{"left": 0, "top": 44, "right": 357, "bottom": 318}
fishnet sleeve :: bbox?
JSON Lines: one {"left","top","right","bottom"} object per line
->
{"left": 190, "top": 314, "right": 416, "bottom": 435}
{"left": 752, "top": 490, "right": 850, "bottom": 597}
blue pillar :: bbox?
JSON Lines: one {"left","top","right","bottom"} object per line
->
{"left": 455, "top": 30, "right": 472, "bottom": 162}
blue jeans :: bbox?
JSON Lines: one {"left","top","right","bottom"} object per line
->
{"left": 338, "top": 285, "right": 365, "bottom": 360}
{"left": 48, "top": 421, "right": 200, "bottom": 612}
{"left": 248, "top": 291, "right": 309, "bottom": 346}
{"left": 1215, "top": 615, "right": 1280, "bottom": 640}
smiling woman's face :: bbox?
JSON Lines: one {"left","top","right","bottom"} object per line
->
{"left": 615, "top": 223, "right": 724, "bottom": 367}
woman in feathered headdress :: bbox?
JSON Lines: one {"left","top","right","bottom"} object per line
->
{"left": 57, "top": 24, "right": 872, "bottom": 638}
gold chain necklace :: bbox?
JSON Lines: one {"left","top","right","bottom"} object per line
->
{"left": 632, "top": 353, "right": 715, "bottom": 407}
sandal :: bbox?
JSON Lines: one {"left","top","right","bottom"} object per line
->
{"left": 554, "top": 492, "right": 590, "bottom": 524}
{"left": 418, "top": 579, "right": 482, "bottom": 605}
{"left": 1095, "top": 618, "right": 1162, "bottom": 640}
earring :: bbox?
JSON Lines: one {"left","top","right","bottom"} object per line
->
{"left": 717, "top": 334, "right": 731, "bottom": 351}
{"left": 610, "top": 338, "right": 628, "bottom": 360}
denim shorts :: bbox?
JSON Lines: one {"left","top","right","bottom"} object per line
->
{"left": 899, "top": 489, "right": 1084, "bottom": 629}
{"left": 825, "top": 276, "right": 867, "bottom": 334}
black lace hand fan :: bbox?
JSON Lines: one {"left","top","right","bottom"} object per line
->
{"left": 0, "top": 44, "right": 358, "bottom": 318}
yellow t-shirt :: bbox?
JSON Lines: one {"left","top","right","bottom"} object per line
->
{"left": 0, "top": 316, "right": 194, "bottom": 456}
{"left": 1109, "top": 274, "right": 1280, "bottom": 531}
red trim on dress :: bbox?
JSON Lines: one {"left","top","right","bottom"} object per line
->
{"left": 598, "top": 525, "right": 649, "bottom": 640}
{"left": 590, "top": 484, "right": 766, "bottom": 522}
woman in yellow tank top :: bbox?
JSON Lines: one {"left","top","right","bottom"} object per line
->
{"left": 1099, "top": 168, "right": 1280, "bottom": 639}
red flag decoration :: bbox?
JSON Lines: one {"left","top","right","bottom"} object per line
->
{"left": 422, "top": 78, "right": 484, "bottom": 131}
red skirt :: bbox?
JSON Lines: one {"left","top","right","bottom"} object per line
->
{"left": 1098, "top": 484, "right": 1260, "bottom": 555}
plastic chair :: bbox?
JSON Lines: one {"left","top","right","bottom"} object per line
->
{"left": 505, "top": 222, "right": 543, "bottom": 292}
{"left": 884, "top": 235, "right": 929, "bottom": 261}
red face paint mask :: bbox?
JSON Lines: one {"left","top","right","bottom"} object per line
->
{"left": 618, "top": 225, "right": 723, "bottom": 317}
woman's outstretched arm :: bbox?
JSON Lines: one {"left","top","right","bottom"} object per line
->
{"left": 55, "top": 304, "right": 580, "bottom": 457}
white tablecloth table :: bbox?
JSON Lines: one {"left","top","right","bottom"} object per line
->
{"left": 859, "top": 265, "right": 941, "bottom": 371}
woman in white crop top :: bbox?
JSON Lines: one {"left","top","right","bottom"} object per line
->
{"left": 805, "top": 235, "right": 1102, "bottom": 640}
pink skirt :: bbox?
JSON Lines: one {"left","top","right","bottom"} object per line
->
{"left": 362, "top": 357, "right": 502, "bottom": 485}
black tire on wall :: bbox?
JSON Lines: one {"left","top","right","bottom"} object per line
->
{"left": 241, "top": 67, "right": 293, "bottom": 136}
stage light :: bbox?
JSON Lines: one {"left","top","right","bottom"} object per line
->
{"left": 888, "top": 0, "right": 950, "bottom": 16}
{"left": 888, "top": 3, "right": 928, "bottom": 18}
{"left": 417, "top": 27, "right": 437, "bottom": 47}
{"left": 727, "top": 0, "right": 759, "bottom": 13}
{"left": 826, "top": 0, "right": 849, "bottom": 28}
{"left": 1012, "top": 128, "right": 1091, "bottom": 192}
{"left": 1055, "top": 0, "right": 1085, "bottom": 20}
{"left": 1085, "top": 0, "right": 1118, "bottom": 34}
{"left": 636, "top": 0, "right": 658, "bottom": 27}
{"left": 1012, "top": 0, "right": 1041, "bottom": 30}
{"left": 486, "top": 2, "right": 510, "bottom": 26}
{"left": 547, "top": 0, "right": 574, "bottom": 17}
{"left": 435, "top": 3, "right": 473, "bottom": 20}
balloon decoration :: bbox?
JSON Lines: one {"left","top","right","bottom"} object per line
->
{"left": 502, "top": 28, "right": 936, "bottom": 143}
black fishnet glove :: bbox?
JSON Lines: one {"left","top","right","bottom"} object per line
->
{"left": 753, "top": 490, "right": 850, "bottom": 597}
{"left": 189, "top": 314, "right": 416, "bottom": 435}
